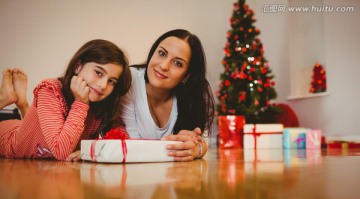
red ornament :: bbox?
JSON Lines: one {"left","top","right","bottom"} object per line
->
{"left": 225, "top": 80, "right": 231, "bottom": 86}
{"left": 233, "top": 3, "right": 240, "bottom": 11}
{"left": 239, "top": 72, "right": 247, "bottom": 79}
{"left": 239, "top": 95, "right": 245, "bottom": 101}
{"left": 261, "top": 67, "right": 267, "bottom": 74}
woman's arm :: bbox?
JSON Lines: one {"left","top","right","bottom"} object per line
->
{"left": 161, "top": 127, "right": 208, "bottom": 161}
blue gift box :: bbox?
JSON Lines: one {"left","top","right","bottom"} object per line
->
{"left": 283, "top": 128, "right": 309, "bottom": 149}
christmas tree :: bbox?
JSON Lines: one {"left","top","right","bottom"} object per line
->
{"left": 309, "top": 63, "right": 327, "bottom": 93}
{"left": 216, "top": 0, "right": 279, "bottom": 123}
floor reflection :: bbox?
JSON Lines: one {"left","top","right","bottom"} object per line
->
{"left": 1, "top": 148, "right": 360, "bottom": 199}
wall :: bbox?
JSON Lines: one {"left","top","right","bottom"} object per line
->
{"left": 0, "top": 0, "right": 359, "bottom": 137}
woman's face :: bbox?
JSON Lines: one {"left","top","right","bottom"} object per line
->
{"left": 76, "top": 62, "right": 123, "bottom": 102}
{"left": 147, "top": 36, "right": 191, "bottom": 91}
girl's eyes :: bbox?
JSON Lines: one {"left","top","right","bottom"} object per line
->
{"left": 95, "top": 70, "right": 103, "bottom": 77}
{"left": 95, "top": 70, "right": 116, "bottom": 86}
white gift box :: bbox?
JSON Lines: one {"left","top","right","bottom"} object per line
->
{"left": 243, "top": 124, "right": 284, "bottom": 149}
{"left": 81, "top": 139, "right": 181, "bottom": 163}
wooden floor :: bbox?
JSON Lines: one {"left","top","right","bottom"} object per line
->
{"left": 1, "top": 148, "right": 360, "bottom": 199}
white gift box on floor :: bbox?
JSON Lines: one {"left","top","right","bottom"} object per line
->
{"left": 81, "top": 139, "right": 181, "bottom": 163}
{"left": 243, "top": 124, "right": 284, "bottom": 149}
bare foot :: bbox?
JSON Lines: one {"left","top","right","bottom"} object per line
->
{"left": 0, "top": 68, "right": 18, "bottom": 110}
{"left": 12, "top": 68, "right": 29, "bottom": 118}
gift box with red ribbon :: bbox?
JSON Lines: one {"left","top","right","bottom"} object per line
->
{"left": 243, "top": 124, "right": 284, "bottom": 149}
{"left": 81, "top": 139, "right": 181, "bottom": 163}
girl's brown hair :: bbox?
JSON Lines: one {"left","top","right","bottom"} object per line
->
{"left": 59, "top": 39, "right": 131, "bottom": 136}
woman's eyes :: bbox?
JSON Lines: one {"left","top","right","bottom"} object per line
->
{"left": 173, "top": 60, "right": 183, "bottom": 67}
{"left": 158, "top": 50, "right": 166, "bottom": 57}
{"left": 108, "top": 80, "right": 117, "bottom": 86}
{"left": 157, "top": 50, "right": 183, "bottom": 67}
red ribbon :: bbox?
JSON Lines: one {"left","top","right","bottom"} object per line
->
{"left": 247, "top": 125, "right": 282, "bottom": 149}
{"left": 90, "top": 139, "right": 128, "bottom": 163}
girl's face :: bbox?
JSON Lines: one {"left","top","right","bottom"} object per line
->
{"left": 147, "top": 36, "right": 191, "bottom": 90}
{"left": 76, "top": 62, "right": 123, "bottom": 102}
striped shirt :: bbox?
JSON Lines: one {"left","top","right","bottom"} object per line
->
{"left": 0, "top": 78, "right": 102, "bottom": 160}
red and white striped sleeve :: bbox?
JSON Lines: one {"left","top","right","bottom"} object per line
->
{"left": 36, "top": 86, "right": 89, "bottom": 160}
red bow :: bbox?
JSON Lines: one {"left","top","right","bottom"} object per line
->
{"left": 90, "top": 128, "right": 129, "bottom": 163}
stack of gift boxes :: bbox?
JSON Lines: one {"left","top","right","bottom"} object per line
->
{"left": 242, "top": 124, "right": 360, "bottom": 150}
{"left": 243, "top": 124, "right": 322, "bottom": 150}
{"left": 240, "top": 124, "right": 360, "bottom": 164}
{"left": 242, "top": 125, "right": 323, "bottom": 165}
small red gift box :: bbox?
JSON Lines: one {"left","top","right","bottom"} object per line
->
{"left": 218, "top": 115, "right": 245, "bottom": 149}
{"left": 327, "top": 142, "right": 360, "bottom": 149}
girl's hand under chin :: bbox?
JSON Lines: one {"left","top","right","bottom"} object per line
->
{"left": 70, "top": 76, "right": 90, "bottom": 104}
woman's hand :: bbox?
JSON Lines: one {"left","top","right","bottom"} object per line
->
{"left": 65, "top": 150, "right": 82, "bottom": 162}
{"left": 162, "top": 127, "right": 203, "bottom": 162}
{"left": 70, "top": 76, "right": 90, "bottom": 104}
{"left": 178, "top": 127, "right": 203, "bottom": 143}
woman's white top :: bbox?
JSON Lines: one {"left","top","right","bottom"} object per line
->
{"left": 120, "top": 67, "right": 178, "bottom": 139}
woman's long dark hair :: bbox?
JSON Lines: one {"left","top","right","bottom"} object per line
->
{"left": 59, "top": 39, "right": 131, "bottom": 137}
{"left": 134, "top": 29, "right": 214, "bottom": 136}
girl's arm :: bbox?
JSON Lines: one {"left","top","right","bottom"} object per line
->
{"left": 37, "top": 87, "right": 89, "bottom": 160}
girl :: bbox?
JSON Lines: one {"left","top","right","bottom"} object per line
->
{"left": 119, "top": 29, "right": 215, "bottom": 161}
{"left": 0, "top": 39, "right": 131, "bottom": 161}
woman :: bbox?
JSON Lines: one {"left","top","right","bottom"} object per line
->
{"left": 120, "top": 29, "right": 214, "bottom": 161}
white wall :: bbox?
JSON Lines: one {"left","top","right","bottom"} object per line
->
{"left": 288, "top": 0, "right": 360, "bottom": 136}
{"left": 1, "top": 0, "right": 359, "bottom": 137}
{"left": 0, "top": 0, "right": 234, "bottom": 106}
